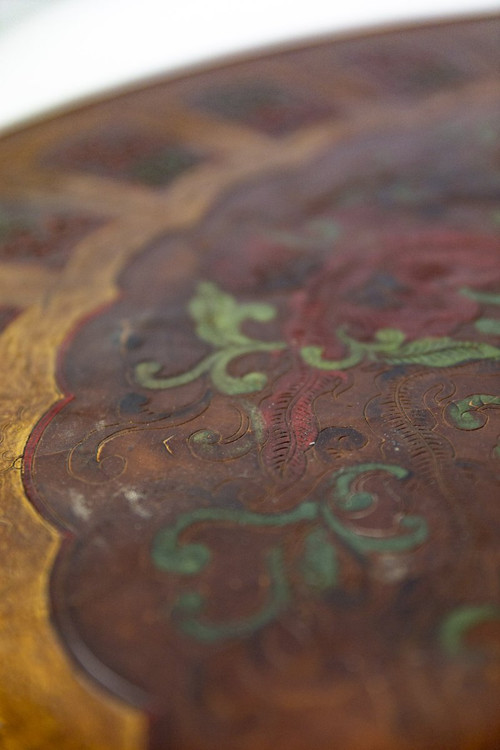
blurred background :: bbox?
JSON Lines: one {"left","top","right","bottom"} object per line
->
{"left": 0, "top": 0, "right": 498, "bottom": 133}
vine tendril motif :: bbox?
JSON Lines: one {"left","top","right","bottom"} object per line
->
{"left": 153, "top": 463, "right": 428, "bottom": 642}
{"left": 135, "top": 282, "right": 286, "bottom": 395}
{"left": 136, "top": 283, "right": 500, "bottom": 398}
{"left": 303, "top": 327, "right": 500, "bottom": 370}
{"left": 138, "top": 281, "right": 500, "bottom": 642}
{"left": 447, "top": 394, "right": 500, "bottom": 430}
{"left": 153, "top": 501, "right": 318, "bottom": 575}
{"left": 176, "top": 548, "right": 290, "bottom": 643}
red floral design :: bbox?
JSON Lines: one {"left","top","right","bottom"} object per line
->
{"left": 286, "top": 231, "right": 500, "bottom": 358}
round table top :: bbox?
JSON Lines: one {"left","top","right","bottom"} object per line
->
{"left": 0, "top": 14, "right": 499, "bottom": 750}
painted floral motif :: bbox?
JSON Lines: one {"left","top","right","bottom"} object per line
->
{"left": 134, "top": 261, "right": 500, "bottom": 640}
{"left": 13, "top": 18, "right": 500, "bottom": 748}
{"left": 152, "top": 462, "right": 427, "bottom": 641}
{"left": 286, "top": 232, "right": 500, "bottom": 355}
{"left": 136, "top": 273, "right": 500, "bottom": 396}
{"left": 136, "top": 282, "right": 285, "bottom": 395}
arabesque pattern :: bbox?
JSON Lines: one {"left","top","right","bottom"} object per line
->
{"left": 0, "top": 15, "right": 499, "bottom": 750}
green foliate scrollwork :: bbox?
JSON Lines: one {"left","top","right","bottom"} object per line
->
{"left": 301, "top": 327, "right": 500, "bottom": 372}
{"left": 175, "top": 548, "right": 290, "bottom": 643}
{"left": 152, "top": 501, "right": 318, "bottom": 575}
{"left": 153, "top": 462, "right": 427, "bottom": 642}
{"left": 332, "top": 462, "right": 408, "bottom": 511}
{"left": 136, "top": 353, "right": 218, "bottom": 391}
{"left": 322, "top": 463, "right": 428, "bottom": 554}
{"left": 300, "top": 328, "right": 405, "bottom": 371}
{"left": 299, "top": 527, "right": 338, "bottom": 591}
{"left": 322, "top": 505, "right": 428, "bottom": 554}
{"left": 381, "top": 337, "right": 500, "bottom": 367}
{"left": 447, "top": 394, "right": 500, "bottom": 431}
{"left": 188, "top": 428, "right": 256, "bottom": 461}
{"left": 135, "top": 282, "right": 500, "bottom": 399}
{"left": 136, "top": 282, "right": 285, "bottom": 395}
{"left": 300, "top": 332, "right": 365, "bottom": 371}
{"left": 188, "top": 281, "right": 276, "bottom": 347}
{"left": 154, "top": 503, "right": 316, "bottom": 642}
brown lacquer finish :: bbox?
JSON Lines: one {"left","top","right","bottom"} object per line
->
{"left": 0, "top": 16, "right": 499, "bottom": 750}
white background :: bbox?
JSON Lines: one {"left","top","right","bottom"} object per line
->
{"left": 0, "top": 0, "right": 499, "bottom": 133}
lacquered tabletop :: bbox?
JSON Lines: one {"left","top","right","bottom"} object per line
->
{"left": 0, "top": 14, "right": 499, "bottom": 750}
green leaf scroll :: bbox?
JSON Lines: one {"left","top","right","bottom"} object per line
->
{"left": 135, "top": 282, "right": 500, "bottom": 398}
{"left": 301, "top": 324, "right": 500, "bottom": 372}
{"left": 188, "top": 281, "right": 276, "bottom": 348}
{"left": 447, "top": 394, "right": 500, "bottom": 430}
{"left": 382, "top": 337, "right": 500, "bottom": 368}
{"left": 152, "top": 463, "right": 427, "bottom": 642}
{"left": 136, "top": 282, "right": 285, "bottom": 395}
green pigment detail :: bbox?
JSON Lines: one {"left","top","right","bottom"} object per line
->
{"left": 475, "top": 318, "right": 500, "bottom": 335}
{"left": 136, "top": 353, "right": 217, "bottom": 390}
{"left": 300, "top": 527, "right": 338, "bottom": 590}
{"left": 460, "top": 287, "right": 500, "bottom": 338}
{"left": 153, "top": 462, "right": 429, "bottom": 641}
{"left": 332, "top": 462, "right": 408, "bottom": 512}
{"left": 322, "top": 506, "right": 428, "bottom": 553}
{"left": 300, "top": 327, "right": 403, "bottom": 371}
{"left": 188, "top": 281, "right": 276, "bottom": 347}
{"left": 461, "top": 287, "right": 500, "bottom": 306}
{"left": 136, "top": 282, "right": 500, "bottom": 398}
{"left": 243, "top": 400, "right": 267, "bottom": 443}
{"left": 152, "top": 501, "right": 318, "bottom": 574}
{"left": 301, "top": 327, "right": 500, "bottom": 372}
{"left": 300, "top": 343, "right": 364, "bottom": 371}
{"left": 367, "top": 328, "right": 407, "bottom": 350}
{"left": 381, "top": 337, "right": 500, "bottom": 367}
{"left": 440, "top": 604, "right": 500, "bottom": 657}
{"left": 177, "top": 547, "right": 290, "bottom": 643}
{"left": 448, "top": 394, "right": 500, "bottom": 430}
{"left": 136, "top": 282, "right": 285, "bottom": 395}
{"left": 323, "top": 463, "right": 428, "bottom": 553}
{"left": 188, "top": 428, "right": 256, "bottom": 461}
